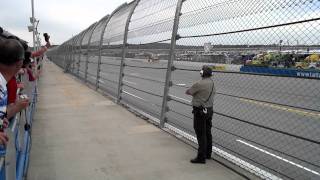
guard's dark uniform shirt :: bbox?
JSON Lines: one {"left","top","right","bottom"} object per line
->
{"left": 188, "top": 77, "right": 215, "bottom": 160}
{"left": 189, "top": 78, "right": 215, "bottom": 107}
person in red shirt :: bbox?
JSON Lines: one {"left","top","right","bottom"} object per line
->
{"left": 6, "top": 50, "right": 31, "bottom": 120}
{"left": 6, "top": 75, "right": 24, "bottom": 104}
{"left": 23, "top": 59, "right": 38, "bottom": 82}
{"left": 6, "top": 77, "right": 29, "bottom": 120}
{"left": 7, "top": 77, "right": 17, "bottom": 104}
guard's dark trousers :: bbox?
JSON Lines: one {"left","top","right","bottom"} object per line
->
{"left": 193, "top": 106, "right": 213, "bottom": 160}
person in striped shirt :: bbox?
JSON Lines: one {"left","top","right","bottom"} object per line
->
{"left": 0, "top": 38, "right": 25, "bottom": 145}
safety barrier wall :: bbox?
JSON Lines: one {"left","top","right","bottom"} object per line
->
{"left": 47, "top": 0, "right": 320, "bottom": 179}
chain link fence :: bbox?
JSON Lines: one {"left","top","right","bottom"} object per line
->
{"left": 47, "top": 0, "right": 320, "bottom": 179}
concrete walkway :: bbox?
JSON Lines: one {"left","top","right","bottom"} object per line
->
{"left": 28, "top": 61, "right": 249, "bottom": 180}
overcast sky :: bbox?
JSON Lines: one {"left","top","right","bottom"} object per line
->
{"left": 0, "top": 0, "right": 128, "bottom": 45}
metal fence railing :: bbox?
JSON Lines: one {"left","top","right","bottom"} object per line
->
{"left": 47, "top": 0, "right": 320, "bottom": 179}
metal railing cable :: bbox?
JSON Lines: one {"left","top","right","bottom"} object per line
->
{"left": 213, "top": 111, "right": 320, "bottom": 145}
{"left": 168, "top": 109, "right": 191, "bottom": 120}
{"left": 173, "top": 68, "right": 320, "bottom": 112}
{"left": 212, "top": 125, "right": 320, "bottom": 169}
{"left": 100, "top": 62, "right": 121, "bottom": 66}
{"left": 175, "top": 67, "right": 320, "bottom": 80}
{"left": 212, "top": 140, "right": 294, "bottom": 180}
{"left": 128, "top": 39, "right": 172, "bottom": 46}
{"left": 216, "top": 92, "right": 320, "bottom": 113}
{"left": 125, "top": 64, "right": 168, "bottom": 70}
{"left": 168, "top": 95, "right": 320, "bottom": 145}
{"left": 98, "top": 76, "right": 119, "bottom": 84}
{"left": 123, "top": 83, "right": 163, "bottom": 98}
{"left": 179, "top": 18, "right": 320, "bottom": 39}
{"left": 168, "top": 105, "right": 320, "bottom": 169}
{"left": 124, "top": 73, "right": 165, "bottom": 84}
{"left": 170, "top": 81, "right": 320, "bottom": 113}
{"left": 100, "top": 69, "right": 120, "bottom": 75}
{"left": 122, "top": 91, "right": 163, "bottom": 108}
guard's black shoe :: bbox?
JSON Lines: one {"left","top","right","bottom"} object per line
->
{"left": 190, "top": 158, "right": 206, "bottom": 164}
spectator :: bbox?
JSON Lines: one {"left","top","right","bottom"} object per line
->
{"left": 30, "top": 33, "right": 51, "bottom": 76}
{"left": 186, "top": 65, "right": 215, "bottom": 164}
{"left": 31, "top": 33, "right": 51, "bottom": 58}
{"left": 6, "top": 41, "right": 30, "bottom": 120}
{"left": 6, "top": 75, "right": 29, "bottom": 120}
{"left": 0, "top": 39, "right": 25, "bottom": 145}
{"left": 21, "top": 53, "right": 39, "bottom": 82}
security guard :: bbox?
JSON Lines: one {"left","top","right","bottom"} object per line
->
{"left": 186, "top": 65, "right": 215, "bottom": 164}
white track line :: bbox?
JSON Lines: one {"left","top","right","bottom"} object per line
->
{"left": 237, "top": 139, "right": 320, "bottom": 176}
{"left": 129, "top": 73, "right": 140, "bottom": 76}
{"left": 164, "top": 123, "right": 279, "bottom": 180}
{"left": 123, "top": 91, "right": 145, "bottom": 101}
{"left": 175, "top": 83, "right": 186, "bottom": 87}
{"left": 169, "top": 94, "right": 191, "bottom": 103}
{"left": 239, "top": 99, "right": 320, "bottom": 118}
{"left": 123, "top": 80, "right": 137, "bottom": 85}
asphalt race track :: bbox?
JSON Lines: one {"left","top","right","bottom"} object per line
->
{"left": 72, "top": 55, "right": 320, "bottom": 180}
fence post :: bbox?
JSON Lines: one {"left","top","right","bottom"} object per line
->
{"left": 70, "top": 39, "right": 74, "bottom": 73}
{"left": 75, "top": 35, "right": 81, "bottom": 77}
{"left": 60, "top": 43, "right": 64, "bottom": 69}
{"left": 71, "top": 37, "right": 77, "bottom": 74}
{"left": 96, "top": 3, "right": 128, "bottom": 91}
{"left": 160, "top": 0, "right": 184, "bottom": 128}
{"left": 63, "top": 43, "right": 68, "bottom": 70}
{"left": 85, "top": 24, "right": 99, "bottom": 83}
{"left": 65, "top": 40, "right": 72, "bottom": 73}
{"left": 77, "top": 31, "right": 87, "bottom": 78}
{"left": 96, "top": 18, "right": 109, "bottom": 90}
{"left": 79, "top": 30, "right": 88, "bottom": 80}
{"left": 116, "top": 0, "right": 140, "bottom": 103}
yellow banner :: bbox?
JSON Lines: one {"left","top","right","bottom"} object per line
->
{"left": 210, "top": 65, "right": 226, "bottom": 71}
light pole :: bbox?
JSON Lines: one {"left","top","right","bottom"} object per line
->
{"left": 28, "top": 18, "right": 40, "bottom": 50}
{"left": 31, "top": 0, "right": 36, "bottom": 51}
{"left": 36, "top": 32, "right": 41, "bottom": 49}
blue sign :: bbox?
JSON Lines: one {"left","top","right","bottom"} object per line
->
{"left": 240, "top": 66, "right": 320, "bottom": 79}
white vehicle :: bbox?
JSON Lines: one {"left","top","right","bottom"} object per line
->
{"left": 308, "top": 62, "right": 320, "bottom": 69}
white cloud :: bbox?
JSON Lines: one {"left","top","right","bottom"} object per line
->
{"left": 1, "top": 0, "right": 128, "bottom": 44}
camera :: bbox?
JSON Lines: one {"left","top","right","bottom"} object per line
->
{"left": 43, "top": 33, "right": 50, "bottom": 42}
{"left": 20, "top": 94, "right": 28, "bottom": 99}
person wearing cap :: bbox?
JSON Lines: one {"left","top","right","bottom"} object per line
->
{"left": 186, "top": 65, "right": 215, "bottom": 164}
{"left": 0, "top": 39, "right": 25, "bottom": 145}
